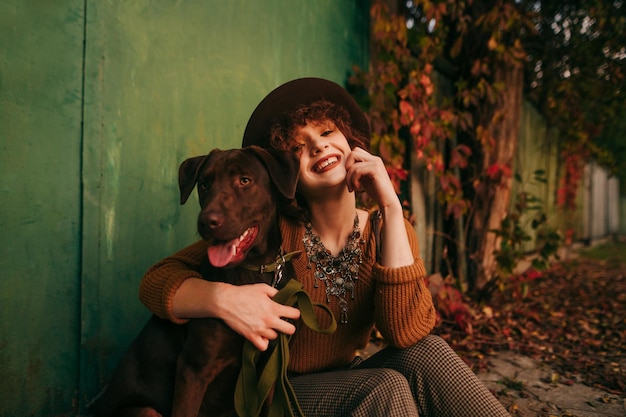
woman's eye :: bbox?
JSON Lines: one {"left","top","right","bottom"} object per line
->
{"left": 321, "top": 130, "right": 333, "bottom": 136}
{"left": 291, "top": 143, "right": 305, "bottom": 153}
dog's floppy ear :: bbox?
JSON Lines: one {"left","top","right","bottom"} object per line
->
{"left": 244, "top": 145, "right": 300, "bottom": 199}
{"left": 178, "top": 151, "right": 215, "bottom": 205}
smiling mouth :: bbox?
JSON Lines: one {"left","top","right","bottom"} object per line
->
{"left": 313, "top": 156, "right": 339, "bottom": 173}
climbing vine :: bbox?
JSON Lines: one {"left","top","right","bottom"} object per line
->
{"left": 350, "top": 0, "right": 535, "bottom": 293}
{"left": 351, "top": 0, "right": 623, "bottom": 299}
{"left": 349, "top": 1, "right": 467, "bottom": 222}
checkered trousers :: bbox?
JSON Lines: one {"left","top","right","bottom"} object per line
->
{"left": 288, "top": 335, "right": 510, "bottom": 416}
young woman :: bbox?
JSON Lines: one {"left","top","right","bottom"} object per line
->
{"left": 140, "top": 78, "right": 509, "bottom": 416}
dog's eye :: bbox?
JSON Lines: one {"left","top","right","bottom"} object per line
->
{"left": 239, "top": 176, "right": 251, "bottom": 186}
{"left": 199, "top": 181, "right": 209, "bottom": 190}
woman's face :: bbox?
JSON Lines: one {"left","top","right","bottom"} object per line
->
{"left": 291, "top": 119, "right": 352, "bottom": 199}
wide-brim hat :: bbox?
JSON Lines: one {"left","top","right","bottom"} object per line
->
{"left": 241, "top": 77, "right": 370, "bottom": 149}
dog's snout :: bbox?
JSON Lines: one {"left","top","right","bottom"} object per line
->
{"left": 198, "top": 210, "right": 225, "bottom": 240}
{"left": 204, "top": 211, "right": 224, "bottom": 229}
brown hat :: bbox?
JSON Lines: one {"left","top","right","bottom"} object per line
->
{"left": 241, "top": 77, "right": 370, "bottom": 149}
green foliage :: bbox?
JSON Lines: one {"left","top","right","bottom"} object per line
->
{"left": 523, "top": 0, "right": 626, "bottom": 202}
{"left": 490, "top": 170, "right": 562, "bottom": 295}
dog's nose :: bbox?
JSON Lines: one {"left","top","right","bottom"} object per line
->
{"left": 204, "top": 211, "right": 224, "bottom": 229}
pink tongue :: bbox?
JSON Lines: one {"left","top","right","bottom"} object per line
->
{"left": 207, "top": 237, "right": 240, "bottom": 267}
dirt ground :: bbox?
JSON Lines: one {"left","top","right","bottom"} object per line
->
{"left": 431, "top": 240, "right": 626, "bottom": 416}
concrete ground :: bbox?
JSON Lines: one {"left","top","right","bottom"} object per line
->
{"left": 477, "top": 351, "right": 625, "bottom": 417}
{"left": 359, "top": 343, "right": 625, "bottom": 416}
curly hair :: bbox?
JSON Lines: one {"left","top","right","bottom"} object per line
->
{"left": 269, "top": 100, "right": 368, "bottom": 152}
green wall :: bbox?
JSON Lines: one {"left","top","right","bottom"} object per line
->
{"left": 0, "top": 2, "right": 84, "bottom": 415}
{"left": 0, "top": 1, "right": 368, "bottom": 415}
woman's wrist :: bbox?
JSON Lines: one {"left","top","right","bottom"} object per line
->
{"left": 380, "top": 199, "right": 406, "bottom": 231}
{"left": 378, "top": 203, "right": 414, "bottom": 268}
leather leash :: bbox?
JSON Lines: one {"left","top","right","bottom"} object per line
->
{"left": 234, "top": 279, "right": 337, "bottom": 417}
{"left": 240, "top": 250, "right": 302, "bottom": 289}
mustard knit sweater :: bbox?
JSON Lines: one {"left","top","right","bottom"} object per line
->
{"left": 139, "top": 214, "right": 436, "bottom": 374}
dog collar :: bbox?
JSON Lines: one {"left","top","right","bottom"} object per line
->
{"left": 240, "top": 250, "right": 302, "bottom": 274}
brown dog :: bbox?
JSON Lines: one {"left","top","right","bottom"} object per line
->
{"left": 91, "top": 146, "right": 300, "bottom": 417}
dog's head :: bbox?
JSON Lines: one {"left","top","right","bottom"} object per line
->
{"left": 178, "top": 146, "right": 299, "bottom": 268}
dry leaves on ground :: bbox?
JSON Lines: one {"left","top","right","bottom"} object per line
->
{"left": 431, "top": 250, "right": 626, "bottom": 397}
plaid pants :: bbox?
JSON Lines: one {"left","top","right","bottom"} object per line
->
{"left": 289, "top": 335, "right": 510, "bottom": 416}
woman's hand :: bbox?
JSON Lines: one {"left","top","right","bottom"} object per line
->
{"left": 218, "top": 283, "right": 301, "bottom": 351}
{"left": 345, "top": 147, "right": 401, "bottom": 212}
{"left": 173, "top": 279, "right": 301, "bottom": 351}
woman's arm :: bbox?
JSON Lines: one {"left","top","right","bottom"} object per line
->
{"left": 345, "top": 147, "right": 434, "bottom": 345}
{"left": 372, "top": 220, "right": 437, "bottom": 348}
{"left": 139, "top": 240, "right": 207, "bottom": 322}
{"left": 345, "top": 147, "right": 413, "bottom": 267}
{"left": 139, "top": 240, "right": 300, "bottom": 351}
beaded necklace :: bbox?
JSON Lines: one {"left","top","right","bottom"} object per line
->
{"left": 303, "top": 214, "right": 364, "bottom": 324}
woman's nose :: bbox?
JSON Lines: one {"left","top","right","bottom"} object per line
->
{"left": 308, "top": 137, "right": 328, "bottom": 154}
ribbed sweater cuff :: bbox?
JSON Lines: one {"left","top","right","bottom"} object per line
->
{"left": 372, "top": 258, "right": 427, "bottom": 285}
{"left": 162, "top": 275, "right": 193, "bottom": 324}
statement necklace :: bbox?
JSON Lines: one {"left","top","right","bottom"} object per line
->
{"left": 303, "top": 214, "right": 364, "bottom": 324}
